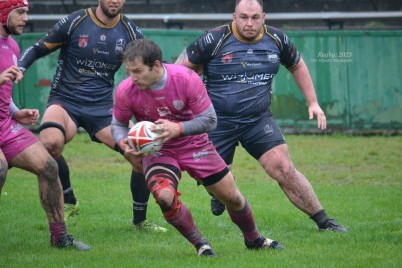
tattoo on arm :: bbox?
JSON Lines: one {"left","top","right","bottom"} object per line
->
{"left": 175, "top": 49, "right": 189, "bottom": 65}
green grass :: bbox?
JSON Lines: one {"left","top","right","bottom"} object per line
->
{"left": 1, "top": 134, "right": 401, "bottom": 267}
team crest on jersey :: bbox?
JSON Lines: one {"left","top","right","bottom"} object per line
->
{"left": 267, "top": 53, "right": 278, "bottom": 63}
{"left": 173, "top": 100, "right": 184, "bottom": 110}
{"left": 115, "top": 39, "right": 126, "bottom": 55}
{"left": 78, "top": 35, "right": 89, "bottom": 48}
{"left": 221, "top": 53, "right": 233, "bottom": 64}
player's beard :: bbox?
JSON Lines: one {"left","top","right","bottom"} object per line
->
{"left": 100, "top": 2, "right": 123, "bottom": 19}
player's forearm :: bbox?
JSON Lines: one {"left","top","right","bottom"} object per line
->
{"left": 181, "top": 105, "right": 217, "bottom": 136}
{"left": 111, "top": 116, "right": 130, "bottom": 144}
{"left": 9, "top": 98, "right": 19, "bottom": 118}
{"left": 291, "top": 57, "right": 319, "bottom": 106}
{"left": 18, "top": 43, "right": 53, "bottom": 72}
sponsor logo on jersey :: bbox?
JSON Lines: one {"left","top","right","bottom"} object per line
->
{"left": 203, "top": 33, "right": 214, "bottom": 45}
{"left": 115, "top": 39, "right": 126, "bottom": 55}
{"left": 93, "top": 48, "right": 110, "bottom": 55}
{"left": 100, "top": 34, "right": 106, "bottom": 42}
{"left": 221, "top": 72, "right": 274, "bottom": 85}
{"left": 75, "top": 58, "right": 118, "bottom": 70}
{"left": 79, "top": 35, "right": 89, "bottom": 48}
{"left": 221, "top": 53, "right": 233, "bottom": 64}
{"left": 157, "top": 107, "right": 171, "bottom": 117}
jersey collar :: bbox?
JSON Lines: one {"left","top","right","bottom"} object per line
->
{"left": 231, "top": 22, "right": 264, "bottom": 43}
{"left": 88, "top": 8, "right": 121, "bottom": 28}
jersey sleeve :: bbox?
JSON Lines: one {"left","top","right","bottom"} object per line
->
{"left": 18, "top": 9, "right": 86, "bottom": 72}
{"left": 185, "top": 69, "right": 213, "bottom": 115}
{"left": 186, "top": 24, "right": 230, "bottom": 66}
{"left": 266, "top": 26, "right": 301, "bottom": 70}
{"left": 113, "top": 78, "right": 135, "bottom": 123}
{"left": 121, "top": 15, "right": 145, "bottom": 41}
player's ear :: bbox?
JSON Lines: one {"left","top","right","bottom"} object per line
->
{"left": 154, "top": 60, "right": 163, "bottom": 67}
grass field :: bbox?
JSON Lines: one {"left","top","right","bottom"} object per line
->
{"left": 1, "top": 134, "right": 401, "bottom": 267}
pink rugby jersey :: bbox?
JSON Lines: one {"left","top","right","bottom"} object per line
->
{"left": 113, "top": 63, "right": 212, "bottom": 148}
{"left": 0, "top": 35, "right": 19, "bottom": 122}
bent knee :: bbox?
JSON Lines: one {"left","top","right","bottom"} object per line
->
{"left": 41, "top": 140, "right": 63, "bottom": 159}
{"left": 224, "top": 192, "right": 245, "bottom": 208}
{"left": 154, "top": 188, "right": 175, "bottom": 210}
{"left": 36, "top": 155, "right": 58, "bottom": 177}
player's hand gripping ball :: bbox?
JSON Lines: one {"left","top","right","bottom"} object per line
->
{"left": 127, "top": 121, "right": 162, "bottom": 155}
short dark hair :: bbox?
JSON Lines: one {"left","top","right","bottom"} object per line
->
{"left": 123, "top": 39, "right": 163, "bottom": 68}
{"left": 235, "top": 0, "right": 263, "bottom": 10}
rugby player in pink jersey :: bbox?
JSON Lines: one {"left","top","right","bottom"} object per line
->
{"left": 0, "top": 0, "right": 89, "bottom": 250}
{"left": 112, "top": 39, "right": 285, "bottom": 257}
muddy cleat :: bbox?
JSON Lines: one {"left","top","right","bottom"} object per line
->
{"left": 245, "top": 236, "right": 285, "bottom": 250}
{"left": 211, "top": 196, "right": 226, "bottom": 216}
{"left": 134, "top": 220, "right": 167, "bottom": 233}
{"left": 64, "top": 201, "right": 79, "bottom": 221}
{"left": 318, "top": 219, "right": 348, "bottom": 233}
{"left": 196, "top": 241, "right": 216, "bottom": 257}
{"left": 51, "top": 235, "right": 90, "bottom": 251}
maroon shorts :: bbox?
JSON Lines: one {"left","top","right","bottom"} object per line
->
{"left": 0, "top": 117, "right": 38, "bottom": 163}
{"left": 142, "top": 134, "right": 227, "bottom": 182}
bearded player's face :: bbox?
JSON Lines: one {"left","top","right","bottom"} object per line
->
{"left": 99, "top": 0, "right": 125, "bottom": 19}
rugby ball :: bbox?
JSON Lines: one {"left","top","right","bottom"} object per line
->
{"left": 127, "top": 121, "right": 162, "bottom": 155}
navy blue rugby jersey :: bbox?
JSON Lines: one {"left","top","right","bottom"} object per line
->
{"left": 19, "top": 8, "right": 143, "bottom": 104}
{"left": 186, "top": 22, "right": 300, "bottom": 123}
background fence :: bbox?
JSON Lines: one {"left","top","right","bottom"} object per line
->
{"left": 12, "top": 29, "right": 402, "bottom": 133}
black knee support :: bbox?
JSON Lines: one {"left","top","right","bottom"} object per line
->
{"left": 38, "top": 122, "right": 67, "bottom": 143}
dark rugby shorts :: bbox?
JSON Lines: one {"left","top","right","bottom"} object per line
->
{"left": 47, "top": 98, "right": 113, "bottom": 143}
{"left": 208, "top": 115, "right": 286, "bottom": 165}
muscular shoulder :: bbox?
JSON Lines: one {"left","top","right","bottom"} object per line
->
{"left": 115, "top": 77, "right": 134, "bottom": 98}
{"left": 6, "top": 36, "right": 19, "bottom": 51}
{"left": 264, "top": 26, "right": 289, "bottom": 50}
{"left": 187, "top": 24, "right": 231, "bottom": 64}
{"left": 119, "top": 15, "right": 144, "bottom": 40}
{"left": 166, "top": 64, "right": 198, "bottom": 81}
{"left": 59, "top": 9, "right": 88, "bottom": 29}
{"left": 264, "top": 25, "right": 300, "bottom": 69}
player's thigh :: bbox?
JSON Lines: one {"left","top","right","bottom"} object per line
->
{"left": 0, "top": 150, "right": 8, "bottom": 183}
{"left": 94, "top": 125, "right": 115, "bottom": 149}
{"left": 205, "top": 172, "right": 242, "bottom": 204}
{"left": 241, "top": 116, "right": 286, "bottom": 160}
{"left": 40, "top": 104, "right": 77, "bottom": 143}
{"left": 10, "top": 141, "right": 54, "bottom": 175}
{"left": 0, "top": 150, "right": 7, "bottom": 168}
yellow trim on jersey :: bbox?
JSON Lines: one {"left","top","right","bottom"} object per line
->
{"left": 74, "top": 9, "right": 89, "bottom": 30}
{"left": 43, "top": 42, "right": 64, "bottom": 50}
{"left": 231, "top": 22, "right": 264, "bottom": 43}
{"left": 120, "top": 18, "right": 135, "bottom": 41}
{"left": 88, "top": 8, "right": 121, "bottom": 28}
{"left": 264, "top": 26, "right": 281, "bottom": 48}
